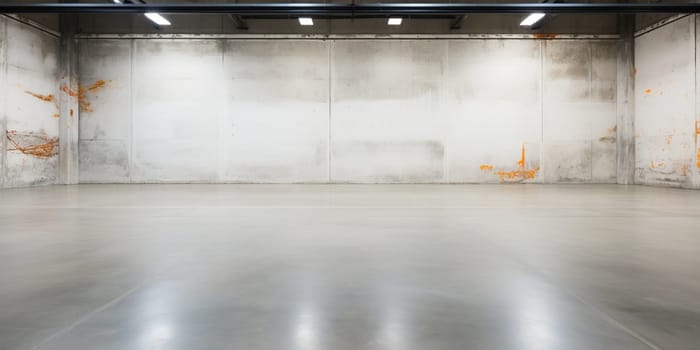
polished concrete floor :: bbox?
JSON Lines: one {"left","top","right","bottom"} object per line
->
{"left": 1, "top": 184, "right": 700, "bottom": 350}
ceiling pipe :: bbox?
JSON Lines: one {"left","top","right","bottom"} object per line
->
{"left": 1, "top": 3, "right": 700, "bottom": 15}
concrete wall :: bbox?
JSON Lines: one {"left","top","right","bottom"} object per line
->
{"left": 0, "top": 16, "right": 61, "bottom": 188}
{"left": 635, "top": 15, "right": 699, "bottom": 189}
{"left": 77, "top": 37, "right": 619, "bottom": 183}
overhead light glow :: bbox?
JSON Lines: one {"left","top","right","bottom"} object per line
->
{"left": 145, "top": 12, "right": 171, "bottom": 26}
{"left": 298, "top": 17, "right": 313, "bottom": 26}
{"left": 387, "top": 17, "right": 402, "bottom": 25}
{"left": 520, "top": 13, "right": 545, "bottom": 26}
{"left": 112, "top": 0, "right": 122, "bottom": 3}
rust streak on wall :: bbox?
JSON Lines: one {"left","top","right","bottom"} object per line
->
{"left": 6, "top": 130, "right": 59, "bottom": 158}
{"left": 495, "top": 144, "right": 539, "bottom": 182}
{"left": 61, "top": 79, "right": 110, "bottom": 113}
{"left": 479, "top": 164, "right": 494, "bottom": 171}
{"left": 24, "top": 90, "right": 55, "bottom": 102}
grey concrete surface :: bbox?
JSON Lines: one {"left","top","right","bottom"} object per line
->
{"left": 1, "top": 184, "right": 700, "bottom": 349}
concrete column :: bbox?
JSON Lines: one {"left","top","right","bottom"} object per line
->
{"left": 58, "top": 14, "right": 79, "bottom": 184}
{"left": 616, "top": 15, "right": 636, "bottom": 185}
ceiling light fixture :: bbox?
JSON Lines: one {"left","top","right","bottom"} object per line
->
{"left": 145, "top": 12, "right": 171, "bottom": 26}
{"left": 387, "top": 17, "right": 402, "bottom": 25}
{"left": 520, "top": 13, "right": 545, "bottom": 26}
{"left": 112, "top": 0, "right": 122, "bottom": 3}
{"left": 298, "top": 17, "right": 313, "bottom": 26}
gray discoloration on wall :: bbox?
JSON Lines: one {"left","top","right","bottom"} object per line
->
{"left": 1, "top": 17, "right": 60, "bottom": 188}
{"left": 58, "top": 15, "right": 79, "bottom": 185}
{"left": 330, "top": 40, "right": 448, "bottom": 183}
{"left": 332, "top": 141, "right": 445, "bottom": 183}
{"left": 617, "top": 15, "right": 636, "bottom": 185}
{"left": 635, "top": 15, "right": 696, "bottom": 188}
{"left": 0, "top": 18, "right": 6, "bottom": 189}
{"left": 221, "top": 40, "right": 329, "bottom": 183}
{"left": 77, "top": 37, "right": 619, "bottom": 184}
{"left": 543, "top": 40, "right": 618, "bottom": 183}
{"left": 79, "top": 139, "right": 129, "bottom": 183}
{"left": 78, "top": 39, "right": 132, "bottom": 183}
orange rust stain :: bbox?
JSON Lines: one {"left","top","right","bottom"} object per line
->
{"left": 697, "top": 149, "right": 700, "bottom": 168}
{"left": 52, "top": 113, "right": 60, "bottom": 118}
{"left": 495, "top": 144, "right": 540, "bottom": 182}
{"left": 644, "top": 89, "right": 652, "bottom": 95}
{"left": 533, "top": 33, "right": 557, "bottom": 39}
{"left": 695, "top": 121, "right": 700, "bottom": 136}
{"left": 665, "top": 135, "right": 673, "bottom": 144}
{"left": 25, "top": 91, "right": 55, "bottom": 102}
{"left": 70, "top": 109, "right": 74, "bottom": 117}
{"left": 650, "top": 160, "right": 665, "bottom": 169}
{"left": 632, "top": 67, "right": 637, "bottom": 76}
{"left": 6, "top": 130, "right": 58, "bottom": 158}
{"left": 87, "top": 79, "right": 107, "bottom": 91}
{"left": 681, "top": 163, "right": 688, "bottom": 176}
{"left": 479, "top": 164, "right": 494, "bottom": 171}
{"left": 61, "top": 79, "right": 110, "bottom": 113}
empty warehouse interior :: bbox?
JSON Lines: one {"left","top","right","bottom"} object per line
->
{"left": 1, "top": 2, "right": 700, "bottom": 349}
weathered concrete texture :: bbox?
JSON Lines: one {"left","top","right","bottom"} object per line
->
{"left": 331, "top": 40, "right": 448, "bottom": 183}
{"left": 77, "top": 37, "right": 619, "bottom": 184}
{"left": 79, "top": 39, "right": 331, "bottom": 183}
{"left": 616, "top": 15, "right": 635, "bottom": 185}
{"left": 543, "top": 40, "right": 618, "bottom": 183}
{"left": 78, "top": 39, "right": 132, "bottom": 183}
{"left": 635, "top": 15, "right": 697, "bottom": 188}
{"left": 0, "top": 18, "right": 6, "bottom": 189}
{"left": 222, "top": 40, "right": 329, "bottom": 182}
{"left": 0, "top": 17, "right": 60, "bottom": 188}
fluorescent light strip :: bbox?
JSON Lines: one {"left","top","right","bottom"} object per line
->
{"left": 387, "top": 17, "right": 402, "bottom": 25}
{"left": 520, "top": 13, "right": 545, "bottom": 26}
{"left": 145, "top": 12, "right": 171, "bottom": 26}
{"left": 298, "top": 17, "right": 313, "bottom": 26}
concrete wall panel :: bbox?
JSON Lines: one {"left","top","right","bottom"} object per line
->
{"left": 221, "top": 40, "right": 329, "bottom": 183}
{"left": 77, "top": 37, "right": 618, "bottom": 184}
{"left": 446, "top": 40, "right": 542, "bottom": 183}
{"left": 78, "top": 39, "right": 132, "bottom": 182}
{"left": 330, "top": 40, "right": 448, "bottom": 183}
{"left": 131, "top": 39, "right": 223, "bottom": 182}
{"left": 542, "top": 40, "right": 617, "bottom": 183}
{"left": 635, "top": 16, "right": 696, "bottom": 187}
{"left": 2, "top": 19, "right": 59, "bottom": 188}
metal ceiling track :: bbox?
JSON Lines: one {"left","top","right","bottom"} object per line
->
{"left": 1, "top": 3, "right": 700, "bottom": 15}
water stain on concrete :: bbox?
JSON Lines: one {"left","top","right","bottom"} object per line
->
{"left": 6, "top": 130, "right": 59, "bottom": 158}
{"left": 599, "top": 125, "right": 617, "bottom": 143}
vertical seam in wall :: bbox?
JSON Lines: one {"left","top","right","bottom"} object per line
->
{"left": 328, "top": 39, "right": 332, "bottom": 183}
{"left": 128, "top": 39, "right": 134, "bottom": 183}
{"left": 443, "top": 40, "right": 449, "bottom": 183}
{"left": 589, "top": 41, "right": 593, "bottom": 182}
{"left": 540, "top": 40, "right": 544, "bottom": 183}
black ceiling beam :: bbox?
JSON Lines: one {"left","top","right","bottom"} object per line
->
{"left": 1, "top": 3, "right": 700, "bottom": 15}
